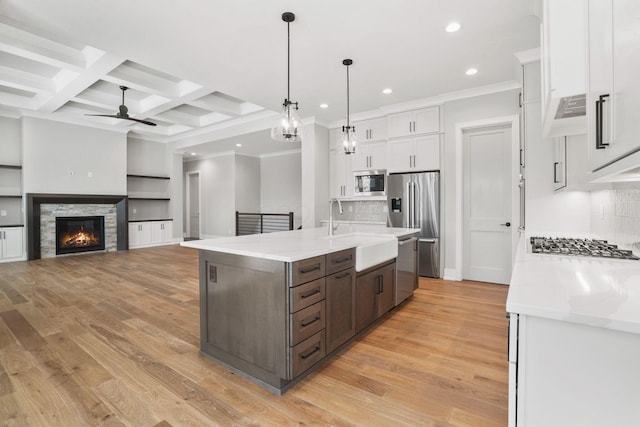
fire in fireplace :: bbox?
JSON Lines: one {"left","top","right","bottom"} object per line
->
{"left": 56, "top": 216, "right": 105, "bottom": 255}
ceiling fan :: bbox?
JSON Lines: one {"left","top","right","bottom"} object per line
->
{"left": 85, "top": 86, "right": 157, "bottom": 126}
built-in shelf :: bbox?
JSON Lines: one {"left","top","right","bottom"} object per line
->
{"left": 0, "top": 164, "right": 22, "bottom": 170}
{"left": 0, "top": 224, "right": 24, "bottom": 228}
{"left": 127, "top": 174, "right": 170, "bottom": 180}
{"left": 0, "top": 195, "right": 22, "bottom": 198}
{"left": 128, "top": 219, "right": 173, "bottom": 223}
{"left": 128, "top": 197, "right": 171, "bottom": 201}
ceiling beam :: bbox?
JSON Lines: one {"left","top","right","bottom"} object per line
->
{"left": 188, "top": 93, "right": 242, "bottom": 117}
{"left": 0, "top": 65, "right": 55, "bottom": 93}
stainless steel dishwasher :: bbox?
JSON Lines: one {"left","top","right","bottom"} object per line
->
{"left": 395, "top": 235, "right": 418, "bottom": 305}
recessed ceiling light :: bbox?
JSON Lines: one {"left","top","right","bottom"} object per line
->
{"left": 382, "top": 88, "right": 393, "bottom": 95}
{"left": 465, "top": 68, "right": 478, "bottom": 76}
{"left": 190, "top": 152, "right": 197, "bottom": 156}
{"left": 320, "top": 103, "right": 328, "bottom": 109}
{"left": 446, "top": 22, "right": 461, "bottom": 33}
{"left": 235, "top": 143, "right": 242, "bottom": 147}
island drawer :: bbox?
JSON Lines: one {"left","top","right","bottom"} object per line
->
{"left": 290, "top": 330, "right": 326, "bottom": 378}
{"left": 290, "top": 278, "right": 326, "bottom": 313}
{"left": 291, "top": 255, "right": 326, "bottom": 286}
{"left": 326, "top": 248, "right": 355, "bottom": 274}
{"left": 290, "top": 300, "right": 326, "bottom": 346}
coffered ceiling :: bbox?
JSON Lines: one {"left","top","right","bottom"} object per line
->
{"left": 0, "top": 0, "right": 539, "bottom": 154}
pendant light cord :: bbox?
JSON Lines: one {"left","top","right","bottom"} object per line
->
{"left": 346, "top": 64, "right": 350, "bottom": 128}
{"left": 287, "top": 20, "right": 290, "bottom": 104}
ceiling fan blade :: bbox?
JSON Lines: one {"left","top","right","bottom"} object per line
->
{"left": 85, "top": 114, "right": 119, "bottom": 118}
{"left": 123, "top": 117, "right": 157, "bottom": 126}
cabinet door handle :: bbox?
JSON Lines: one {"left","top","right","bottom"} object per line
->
{"left": 380, "top": 275, "right": 384, "bottom": 293}
{"left": 553, "top": 162, "right": 559, "bottom": 183}
{"left": 300, "top": 314, "right": 321, "bottom": 327}
{"left": 333, "top": 256, "right": 352, "bottom": 265}
{"left": 209, "top": 265, "right": 217, "bottom": 283}
{"left": 595, "top": 94, "right": 610, "bottom": 149}
{"left": 300, "top": 289, "right": 321, "bottom": 299}
{"left": 300, "top": 264, "right": 321, "bottom": 274}
{"left": 335, "top": 272, "right": 351, "bottom": 279}
{"left": 300, "top": 345, "right": 321, "bottom": 360}
{"left": 409, "top": 122, "right": 412, "bottom": 133}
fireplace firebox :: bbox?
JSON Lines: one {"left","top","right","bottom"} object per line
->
{"left": 56, "top": 216, "right": 105, "bottom": 255}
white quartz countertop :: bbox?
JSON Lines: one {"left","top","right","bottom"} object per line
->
{"left": 180, "top": 227, "right": 420, "bottom": 263}
{"left": 506, "top": 233, "right": 640, "bottom": 334}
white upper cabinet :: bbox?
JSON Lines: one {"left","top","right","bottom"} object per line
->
{"left": 540, "top": 0, "right": 587, "bottom": 137}
{"left": 587, "top": 0, "right": 640, "bottom": 176}
{"left": 387, "top": 134, "right": 440, "bottom": 173}
{"left": 330, "top": 150, "right": 354, "bottom": 199}
{"left": 387, "top": 107, "right": 439, "bottom": 139}
{"left": 353, "top": 141, "right": 387, "bottom": 171}
{"left": 354, "top": 117, "right": 387, "bottom": 142}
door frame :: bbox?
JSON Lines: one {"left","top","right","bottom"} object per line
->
{"left": 446, "top": 115, "right": 520, "bottom": 282}
{"left": 185, "top": 171, "right": 201, "bottom": 239}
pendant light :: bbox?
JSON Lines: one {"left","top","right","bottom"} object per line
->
{"left": 342, "top": 59, "right": 356, "bottom": 154}
{"left": 271, "top": 12, "right": 303, "bottom": 143}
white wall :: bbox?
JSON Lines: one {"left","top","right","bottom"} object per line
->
{"left": 0, "top": 116, "right": 21, "bottom": 165}
{"left": 235, "top": 155, "right": 261, "bottom": 213}
{"left": 260, "top": 151, "right": 302, "bottom": 228}
{"left": 183, "top": 153, "right": 236, "bottom": 237}
{"left": 127, "top": 137, "right": 168, "bottom": 175}
{"left": 22, "top": 117, "right": 127, "bottom": 195}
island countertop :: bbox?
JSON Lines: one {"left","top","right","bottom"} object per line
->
{"left": 180, "top": 227, "right": 420, "bottom": 263}
{"left": 506, "top": 232, "right": 640, "bottom": 334}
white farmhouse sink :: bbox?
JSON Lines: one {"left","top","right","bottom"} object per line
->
{"left": 325, "top": 233, "right": 398, "bottom": 272}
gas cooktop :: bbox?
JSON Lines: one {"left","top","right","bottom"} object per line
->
{"left": 530, "top": 237, "right": 640, "bottom": 261}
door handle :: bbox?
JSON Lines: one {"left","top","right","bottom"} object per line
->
{"left": 553, "top": 162, "right": 559, "bottom": 183}
{"left": 500, "top": 222, "right": 511, "bottom": 227}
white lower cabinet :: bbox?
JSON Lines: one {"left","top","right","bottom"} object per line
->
{"left": 387, "top": 134, "right": 440, "bottom": 173}
{"left": 510, "top": 314, "right": 640, "bottom": 427}
{"left": 129, "top": 220, "right": 172, "bottom": 248}
{"left": 0, "top": 226, "right": 24, "bottom": 261}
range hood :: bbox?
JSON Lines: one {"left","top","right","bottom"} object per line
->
{"left": 543, "top": 93, "right": 587, "bottom": 137}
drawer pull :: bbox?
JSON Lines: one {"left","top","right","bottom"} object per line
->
{"left": 300, "top": 265, "right": 321, "bottom": 274}
{"left": 300, "top": 289, "right": 321, "bottom": 299}
{"left": 335, "top": 272, "right": 351, "bottom": 279}
{"left": 333, "top": 256, "right": 352, "bottom": 264}
{"left": 300, "top": 315, "right": 321, "bottom": 327}
{"left": 300, "top": 345, "right": 321, "bottom": 360}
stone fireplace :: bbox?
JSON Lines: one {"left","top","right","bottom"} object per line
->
{"left": 26, "top": 194, "right": 128, "bottom": 260}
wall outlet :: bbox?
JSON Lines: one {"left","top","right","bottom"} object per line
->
{"left": 0, "top": 210, "right": 6, "bottom": 217}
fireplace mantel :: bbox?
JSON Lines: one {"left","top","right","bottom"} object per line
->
{"left": 26, "top": 193, "right": 128, "bottom": 260}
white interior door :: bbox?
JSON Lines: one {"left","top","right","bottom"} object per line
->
{"left": 463, "top": 124, "right": 512, "bottom": 284}
{"left": 188, "top": 173, "right": 200, "bottom": 239}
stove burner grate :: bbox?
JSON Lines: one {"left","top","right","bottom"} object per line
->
{"left": 530, "top": 237, "right": 639, "bottom": 261}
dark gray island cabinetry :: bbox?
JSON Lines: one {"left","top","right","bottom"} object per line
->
{"left": 198, "top": 247, "right": 395, "bottom": 394}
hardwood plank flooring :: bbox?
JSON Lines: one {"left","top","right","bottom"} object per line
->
{"left": 0, "top": 246, "right": 509, "bottom": 426}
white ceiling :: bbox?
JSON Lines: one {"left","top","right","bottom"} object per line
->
{"left": 0, "top": 0, "right": 539, "bottom": 156}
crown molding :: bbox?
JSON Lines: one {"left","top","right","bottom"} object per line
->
{"left": 260, "top": 149, "right": 301, "bottom": 159}
{"left": 514, "top": 48, "right": 541, "bottom": 65}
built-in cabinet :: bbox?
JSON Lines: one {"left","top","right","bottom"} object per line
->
{"left": 325, "top": 249, "right": 356, "bottom": 353}
{"left": 387, "top": 134, "right": 440, "bottom": 173}
{"left": 540, "top": 0, "right": 587, "bottom": 137}
{"left": 355, "top": 260, "right": 395, "bottom": 333}
{"left": 329, "top": 151, "right": 354, "bottom": 198}
{"left": 552, "top": 137, "right": 567, "bottom": 191}
{"left": 353, "top": 141, "right": 386, "bottom": 171}
{"left": 128, "top": 220, "right": 173, "bottom": 248}
{"left": 0, "top": 164, "right": 23, "bottom": 229}
{"left": 329, "top": 106, "right": 441, "bottom": 198}
{"left": 127, "top": 174, "right": 173, "bottom": 247}
{"left": 0, "top": 226, "right": 23, "bottom": 262}
{"left": 387, "top": 107, "right": 439, "bottom": 139}
{"left": 353, "top": 117, "right": 387, "bottom": 142}
{"left": 587, "top": 0, "right": 640, "bottom": 175}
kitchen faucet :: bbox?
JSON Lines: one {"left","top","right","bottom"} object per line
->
{"left": 328, "top": 198, "right": 343, "bottom": 235}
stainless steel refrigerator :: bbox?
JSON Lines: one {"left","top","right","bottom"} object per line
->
{"left": 387, "top": 171, "right": 440, "bottom": 278}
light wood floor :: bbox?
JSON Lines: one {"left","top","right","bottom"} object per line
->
{"left": 0, "top": 245, "right": 509, "bottom": 426}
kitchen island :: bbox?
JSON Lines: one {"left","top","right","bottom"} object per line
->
{"left": 506, "top": 233, "right": 640, "bottom": 427}
{"left": 181, "top": 227, "right": 419, "bottom": 394}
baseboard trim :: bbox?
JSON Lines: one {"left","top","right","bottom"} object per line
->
{"left": 443, "top": 268, "right": 462, "bottom": 281}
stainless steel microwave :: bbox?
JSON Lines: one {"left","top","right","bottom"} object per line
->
{"left": 354, "top": 170, "right": 387, "bottom": 196}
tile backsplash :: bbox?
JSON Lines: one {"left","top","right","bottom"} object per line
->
{"left": 591, "top": 184, "right": 640, "bottom": 254}
{"left": 330, "top": 200, "right": 388, "bottom": 223}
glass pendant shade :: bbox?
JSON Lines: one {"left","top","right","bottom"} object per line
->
{"left": 271, "top": 101, "right": 303, "bottom": 142}
{"left": 342, "top": 125, "right": 356, "bottom": 154}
